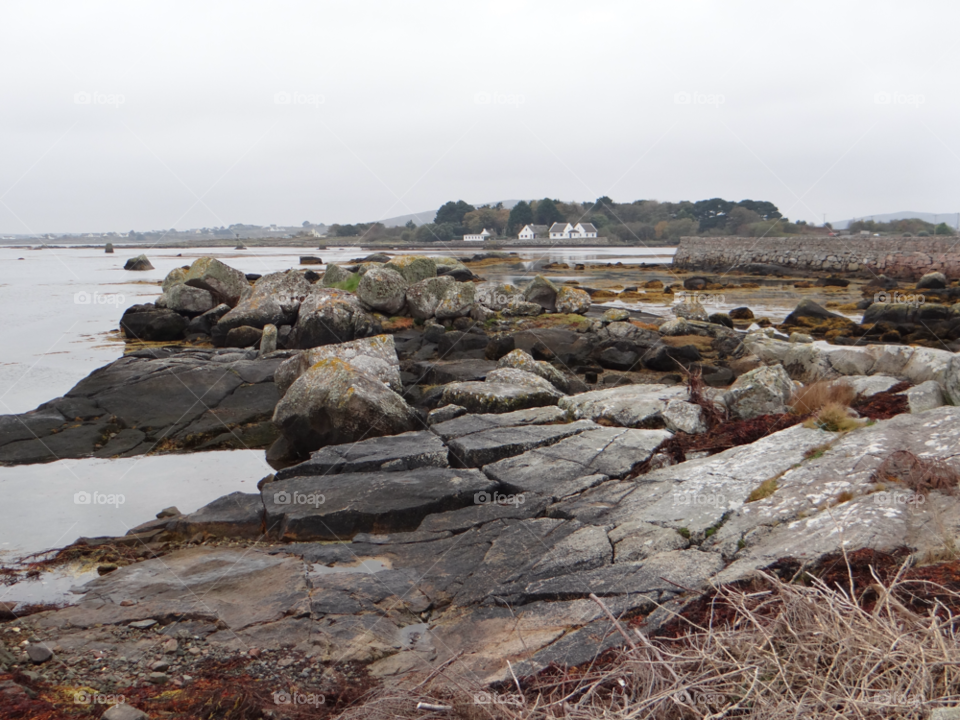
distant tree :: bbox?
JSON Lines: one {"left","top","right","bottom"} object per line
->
{"left": 405, "top": 220, "right": 416, "bottom": 229}
{"left": 594, "top": 196, "right": 614, "bottom": 212}
{"left": 533, "top": 197, "right": 563, "bottom": 226}
{"left": 726, "top": 206, "right": 762, "bottom": 234}
{"left": 507, "top": 200, "right": 534, "bottom": 233}
{"left": 302, "top": 221, "right": 311, "bottom": 227}
{"left": 693, "top": 198, "right": 735, "bottom": 232}
{"left": 737, "top": 200, "right": 782, "bottom": 220}
{"left": 335, "top": 224, "right": 357, "bottom": 237}
{"left": 435, "top": 200, "right": 475, "bottom": 225}
{"left": 654, "top": 220, "right": 669, "bottom": 240}
{"left": 935, "top": 222, "right": 955, "bottom": 236}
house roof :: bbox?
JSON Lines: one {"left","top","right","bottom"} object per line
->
{"left": 523, "top": 224, "right": 548, "bottom": 233}
{"left": 578, "top": 223, "right": 598, "bottom": 232}
{"left": 549, "top": 222, "right": 570, "bottom": 232}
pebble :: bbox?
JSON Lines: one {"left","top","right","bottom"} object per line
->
{"left": 162, "top": 638, "right": 178, "bottom": 653}
{"left": 129, "top": 619, "right": 158, "bottom": 630}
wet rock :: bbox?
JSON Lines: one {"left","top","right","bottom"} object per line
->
{"left": 264, "top": 467, "right": 495, "bottom": 540}
{"left": 358, "top": 266, "right": 408, "bottom": 314}
{"left": 723, "top": 364, "right": 794, "bottom": 419}
{"left": 300, "top": 255, "right": 323, "bottom": 265}
{"left": 708, "top": 312, "right": 733, "bottom": 329}
{"left": 277, "top": 431, "right": 448, "bottom": 479}
{"left": 272, "top": 357, "right": 418, "bottom": 460}
{"left": 523, "top": 275, "right": 559, "bottom": 312}
{"left": 917, "top": 271, "right": 947, "bottom": 290}
{"left": 104, "top": 242, "right": 114, "bottom": 253}
{"left": 729, "top": 306, "right": 754, "bottom": 320}
{"left": 555, "top": 286, "right": 591, "bottom": 314}
{"left": 449, "top": 420, "right": 600, "bottom": 468}
{"left": 120, "top": 305, "right": 187, "bottom": 341}
{"left": 123, "top": 254, "right": 154, "bottom": 271}
{"left": 783, "top": 298, "right": 845, "bottom": 325}
{"left": 385, "top": 255, "right": 437, "bottom": 284}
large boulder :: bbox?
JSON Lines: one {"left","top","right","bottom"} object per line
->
{"left": 405, "top": 276, "right": 456, "bottom": 320}
{"left": 435, "top": 281, "right": 476, "bottom": 319}
{"left": 558, "top": 384, "right": 708, "bottom": 434}
{"left": 555, "top": 286, "right": 591, "bottom": 314}
{"left": 782, "top": 343, "right": 835, "bottom": 384}
{"left": 357, "top": 266, "right": 408, "bottom": 314}
{"left": 441, "top": 371, "right": 563, "bottom": 413}
{"left": 723, "top": 364, "right": 794, "bottom": 419}
{"left": 218, "top": 270, "right": 312, "bottom": 333}
{"left": 290, "top": 287, "right": 380, "bottom": 349}
{"left": 672, "top": 299, "right": 708, "bottom": 321}
{"left": 782, "top": 298, "right": 845, "bottom": 325}
{"left": 162, "top": 266, "right": 189, "bottom": 292}
{"left": 321, "top": 264, "right": 357, "bottom": 288}
{"left": 433, "top": 256, "right": 474, "bottom": 281}
{"left": 182, "top": 257, "right": 249, "bottom": 306}
{"left": 123, "top": 254, "right": 154, "bottom": 271}
{"left": 523, "top": 275, "right": 559, "bottom": 312}
{"left": 497, "top": 349, "right": 571, "bottom": 392}
{"left": 917, "top": 271, "right": 948, "bottom": 290}
{"left": 119, "top": 305, "right": 187, "bottom": 341}
{"left": 477, "top": 283, "right": 523, "bottom": 311}
{"left": 275, "top": 335, "right": 402, "bottom": 396}
{"left": 272, "top": 358, "right": 418, "bottom": 460}
{"left": 385, "top": 255, "right": 437, "bottom": 284}
{"left": 163, "top": 283, "right": 216, "bottom": 315}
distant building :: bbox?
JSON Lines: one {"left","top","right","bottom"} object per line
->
{"left": 463, "top": 228, "right": 492, "bottom": 242}
{"left": 518, "top": 224, "right": 548, "bottom": 240}
{"left": 549, "top": 222, "right": 599, "bottom": 239}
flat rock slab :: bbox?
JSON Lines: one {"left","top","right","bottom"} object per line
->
{"left": 41, "top": 547, "right": 308, "bottom": 631}
{"left": 0, "top": 350, "right": 286, "bottom": 465}
{"left": 484, "top": 427, "right": 672, "bottom": 495}
{"left": 172, "top": 492, "right": 268, "bottom": 538}
{"left": 441, "top": 381, "right": 562, "bottom": 414}
{"left": 449, "top": 420, "right": 600, "bottom": 468}
{"left": 276, "top": 431, "right": 449, "bottom": 479}
{"left": 412, "top": 359, "right": 497, "bottom": 385}
{"left": 264, "top": 467, "right": 496, "bottom": 540}
{"left": 430, "top": 406, "right": 566, "bottom": 441}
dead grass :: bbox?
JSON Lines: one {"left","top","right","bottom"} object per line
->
{"left": 661, "top": 334, "right": 714, "bottom": 352}
{"left": 870, "top": 450, "right": 960, "bottom": 496}
{"left": 746, "top": 477, "right": 778, "bottom": 502}
{"left": 803, "top": 402, "right": 864, "bottom": 432}
{"left": 789, "top": 380, "right": 856, "bottom": 415}
{"left": 337, "top": 570, "right": 960, "bottom": 719}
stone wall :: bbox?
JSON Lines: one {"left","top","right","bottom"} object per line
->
{"left": 491, "top": 236, "right": 616, "bottom": 247}
{"left": 673, "top": 236, "right": 960, "bottom": 280}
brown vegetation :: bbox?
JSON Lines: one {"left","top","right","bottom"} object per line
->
{"left": 789, "top": 380, "right": 856, "bottom": 415}
{"left": 870, "top": 450, "right": 960, "bottom": 496}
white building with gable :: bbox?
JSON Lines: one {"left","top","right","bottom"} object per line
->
{"left": 463, "top": 228, "right": 492, "bottom": 242}
{"left": 517, "top": 224, "right": 548, "bottom": 240}
{"left": 549, "top": 222, "right": 599, "bottom": 239}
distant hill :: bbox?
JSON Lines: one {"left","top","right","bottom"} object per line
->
{"left": 379, "top": 200, "right": 523, "bottom": 228}
{"left": 833, "top": 211, "right": 959, "bottom": 230}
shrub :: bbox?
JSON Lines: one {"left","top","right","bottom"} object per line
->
{"left": 804, "top": 402, "right": 863, "bottom": 432}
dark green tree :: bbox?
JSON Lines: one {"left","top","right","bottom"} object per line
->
{"left": 435, "top": 200, "right": 475, "bottom": 225}
{"left": 935, "top": 222, "right": 955, "bottom": 236}
{"left": 693, "top": 198, "right": 735, "bottom": 231}
{"left": 405, "top": 220, "right": 416, "bottom": 229}
{"left": 737, "top": 200, "right": 782, "bottom": 220}
{"left": 534, "top": 197, "right": 563, "bottom": 226}
{"left": 507, "top": 200, "right": 534, "bottom": 233}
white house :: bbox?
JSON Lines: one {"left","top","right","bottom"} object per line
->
{"left": 549, "top": 222, "right": 599, "bottom": 239}
{"left": 463, "top": 228, "right": 492, "bottom": 242}
{"left": 518, "top": 224, "right": 548, "bottom": 240}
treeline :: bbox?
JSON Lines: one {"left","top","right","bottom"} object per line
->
{"left": 847, "top": 218, "right": 956, "bottom": 237}
{"left": 401, "top": 197, "right": 800, "bottom": 243}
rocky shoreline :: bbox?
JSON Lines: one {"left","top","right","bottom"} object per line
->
{"left": 4, "top": 253, "right": 960, "bottom": 718}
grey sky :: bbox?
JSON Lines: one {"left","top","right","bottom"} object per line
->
{"left": 1, "top": 0, "right": 958, "bottom": 234}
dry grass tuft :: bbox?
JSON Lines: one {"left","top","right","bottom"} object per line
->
{"left": 804, "top": 402, "right": 864, "bottom": 432}
{"left": 746, "top": 477, "right": 778, "bottom": 503}
{"left": 871, "top": 450, "right": 960, "bottom": 496}
{"left": 338, "top": 570, "right": 960, "bottom": 719}
{"left": 790, "top": 380, "right": 856, "bottom": 415}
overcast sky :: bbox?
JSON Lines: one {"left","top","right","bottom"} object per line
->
{"left": 1, "top": 1, "right": 958, "bottom": 234}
